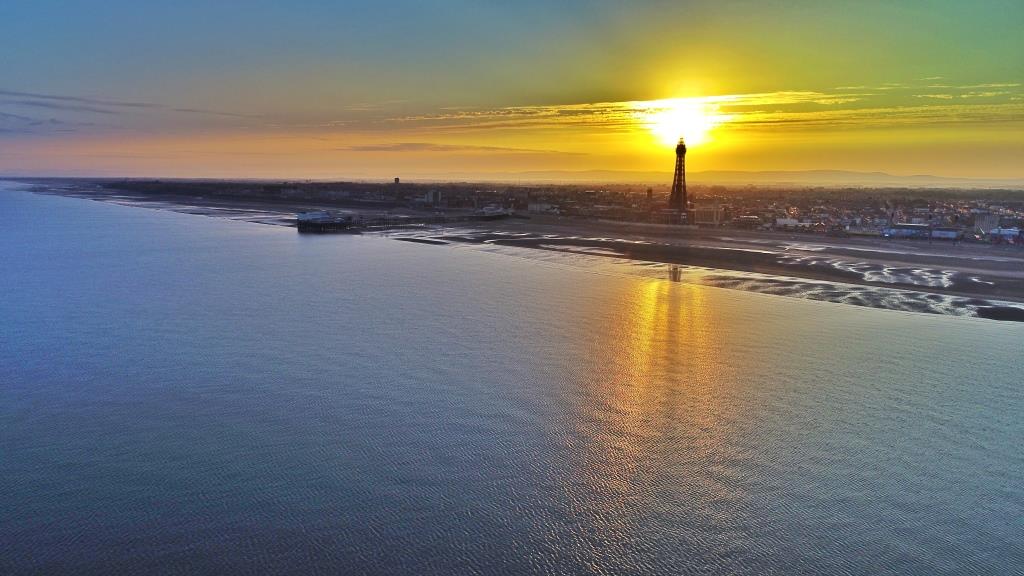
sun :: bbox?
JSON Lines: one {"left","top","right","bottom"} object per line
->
{"left": 638, "top": 98, "right": 730, "bottom": 147}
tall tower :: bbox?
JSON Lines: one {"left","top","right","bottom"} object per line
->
{"left": 669, "top": 138, "right": 687, "bottom": 215}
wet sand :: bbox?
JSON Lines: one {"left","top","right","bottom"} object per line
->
{"left": 428, "top": 219, "right": 1024, "bottom": 303}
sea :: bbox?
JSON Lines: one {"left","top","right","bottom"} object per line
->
{"left": 2, "top": 183, "right": 1022, "bottom": 575}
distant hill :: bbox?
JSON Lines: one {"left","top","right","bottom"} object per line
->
{"left": 428, "top": 169, "right": 1024, "bottom": 189}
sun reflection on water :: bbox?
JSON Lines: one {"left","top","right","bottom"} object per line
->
{"left": 551, "top": 279, "right": 745, "bottom": 568}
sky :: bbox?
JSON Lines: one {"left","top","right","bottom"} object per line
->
{"left": 1, "top": 0, "right": 1022, "bottom": 181}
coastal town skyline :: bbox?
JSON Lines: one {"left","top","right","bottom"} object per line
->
{"left": 2, "top": 0, "right": 1022, "bottom": 180}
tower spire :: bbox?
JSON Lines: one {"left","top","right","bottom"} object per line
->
{"left": 669, "top": 137, "right": 687, "bottom": 220}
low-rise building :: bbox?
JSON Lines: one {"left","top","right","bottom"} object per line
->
{"left": 693, "top": 201, "right": 727, "bottom": 226}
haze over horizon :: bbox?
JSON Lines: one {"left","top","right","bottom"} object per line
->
{"left": 2, "top": 0, "right": 1022, "bottom": 181}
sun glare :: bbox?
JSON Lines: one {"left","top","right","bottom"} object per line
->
{"left": 639, "top": 98, "right": 730, "bottom": 147}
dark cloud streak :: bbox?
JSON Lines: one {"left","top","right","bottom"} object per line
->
{"left": 1, "top": 99, "right": 120, "bottom": 114}
{"left": 0, "top": 89, "right": 255, "bottom": 118}
{"left": 0, "top": 89, "right": 157, "bottom": 108}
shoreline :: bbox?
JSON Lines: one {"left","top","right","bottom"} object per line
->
{"left": 19, "top": 181, "right": 1024, "bottom": 320}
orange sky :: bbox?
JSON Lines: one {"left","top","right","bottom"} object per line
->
{"left": 2, "top": 1, "right": 1022, "bottom": 182}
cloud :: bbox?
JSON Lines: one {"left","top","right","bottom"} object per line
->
{"left": 0, "top": 98, "right": 120, "bottom": 114}
{"left": 960, "top": 91, "right": 1011, "bottom": 98}
{"left": 0, "top": 89, "right": 254, "bottom": 118}
{"left": 339, "top": 142, "right": 582, "bottom": 154}
{"left": 3, "top": 80, "right": 1020, "bottom": 141}
{"left": 713, "top": 91, "right": 865, "bottom": 106}
{"left": 171, "top": 107, "right": 258, "bottom": 118}
{"left": 838, "top": 80, "right": 1020, "bottom": 94}
{"left": 728, "top": 102, "right": 1024, "bottom": 130}
{"left": 959, "top": 83, "right": 1020, "bottom": 89}
{"left": 373, "top": 87, "right": 1024, "bottom": 136}
{"left": 394, "top": 91, "right": 867, "bottom": 127}
{"left": 0, "top": 111, "right": 36, "bottom": 122}
{"left": 0, "top": 107, "right": 110, "bottom": 135}
{"left": 341, "top": 100, "right": 409, "bottom": 112}
{"left": 0, "top": 89, "right": 157, "bottom": 109}
{"left": 283, "top": 81, "right": 1021, "bottom": 136}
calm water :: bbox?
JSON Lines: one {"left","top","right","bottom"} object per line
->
{"left": 2, "top": 186, "right": 1022, "bottom": 575}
